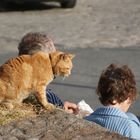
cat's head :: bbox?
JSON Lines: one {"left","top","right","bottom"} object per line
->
{"left": 50, "top": 51, "right": 75, "bottom": 77}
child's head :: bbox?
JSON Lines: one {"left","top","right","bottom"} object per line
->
{"left": 18, "top": 32, "right": 56, "bottom": 55}
{"left": 97, "top": 64, "right": 137, "bottom": 106}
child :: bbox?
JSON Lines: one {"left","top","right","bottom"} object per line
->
{"left": 85, "top": 64, "right": 140, "bottom": 139}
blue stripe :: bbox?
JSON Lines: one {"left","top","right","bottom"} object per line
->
{"left": 85, "top": 107, "right": 140, "bottom": 139}
{"left": 46, "top": 89, "right": 64, "bottom": 107}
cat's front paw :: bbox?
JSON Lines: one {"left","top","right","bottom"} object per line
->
{"left": 1, "top": 101, "right": 14, "bottom": 110}
{"left": 45, "top": 103, "right": 55, "bottom": 110}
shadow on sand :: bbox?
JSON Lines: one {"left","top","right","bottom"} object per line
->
{"left": 0, "top": 1, "right": 60, "bottom": 12}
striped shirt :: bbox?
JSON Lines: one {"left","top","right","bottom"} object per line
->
{"left": 85, "top": 106, "right": 140, "bottom": 140}
{"left": 46, "top": 89, "right": 64, "bottom": 107}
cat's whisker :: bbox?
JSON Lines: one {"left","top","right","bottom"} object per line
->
{"left": 62, "top": 76, "right": 66, "bottom": 81}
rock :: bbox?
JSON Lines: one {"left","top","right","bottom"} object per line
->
{"left": 0, "top": 109, "right": 130, "bottom": 140}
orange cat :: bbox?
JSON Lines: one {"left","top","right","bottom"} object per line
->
{"left": 0, "top": 51, "right": 74, "bottom": 110}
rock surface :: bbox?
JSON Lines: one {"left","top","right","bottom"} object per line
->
{"left": 0, "top": 109, "right": 130, "bottom": 140}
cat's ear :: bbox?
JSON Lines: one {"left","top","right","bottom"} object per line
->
{"left": 59, "top": 54, "right": 67, "bottom": 61}
{"left": 60, "top": 53, "right": 75, "bottom": 61}
{"left": 68, "top": 54, "right": 75, "bottom": 59}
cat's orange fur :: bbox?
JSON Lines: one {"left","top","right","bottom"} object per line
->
{"left": 0, "top": 51, "right": 74, "bottom": 109}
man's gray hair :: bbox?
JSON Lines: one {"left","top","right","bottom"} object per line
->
{"left": 18, "top": 32, "right": 56, "bottom": 55}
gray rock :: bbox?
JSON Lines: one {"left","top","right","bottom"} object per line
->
{"left": 0, "top": 109, "right": 130, "bottom": 140}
